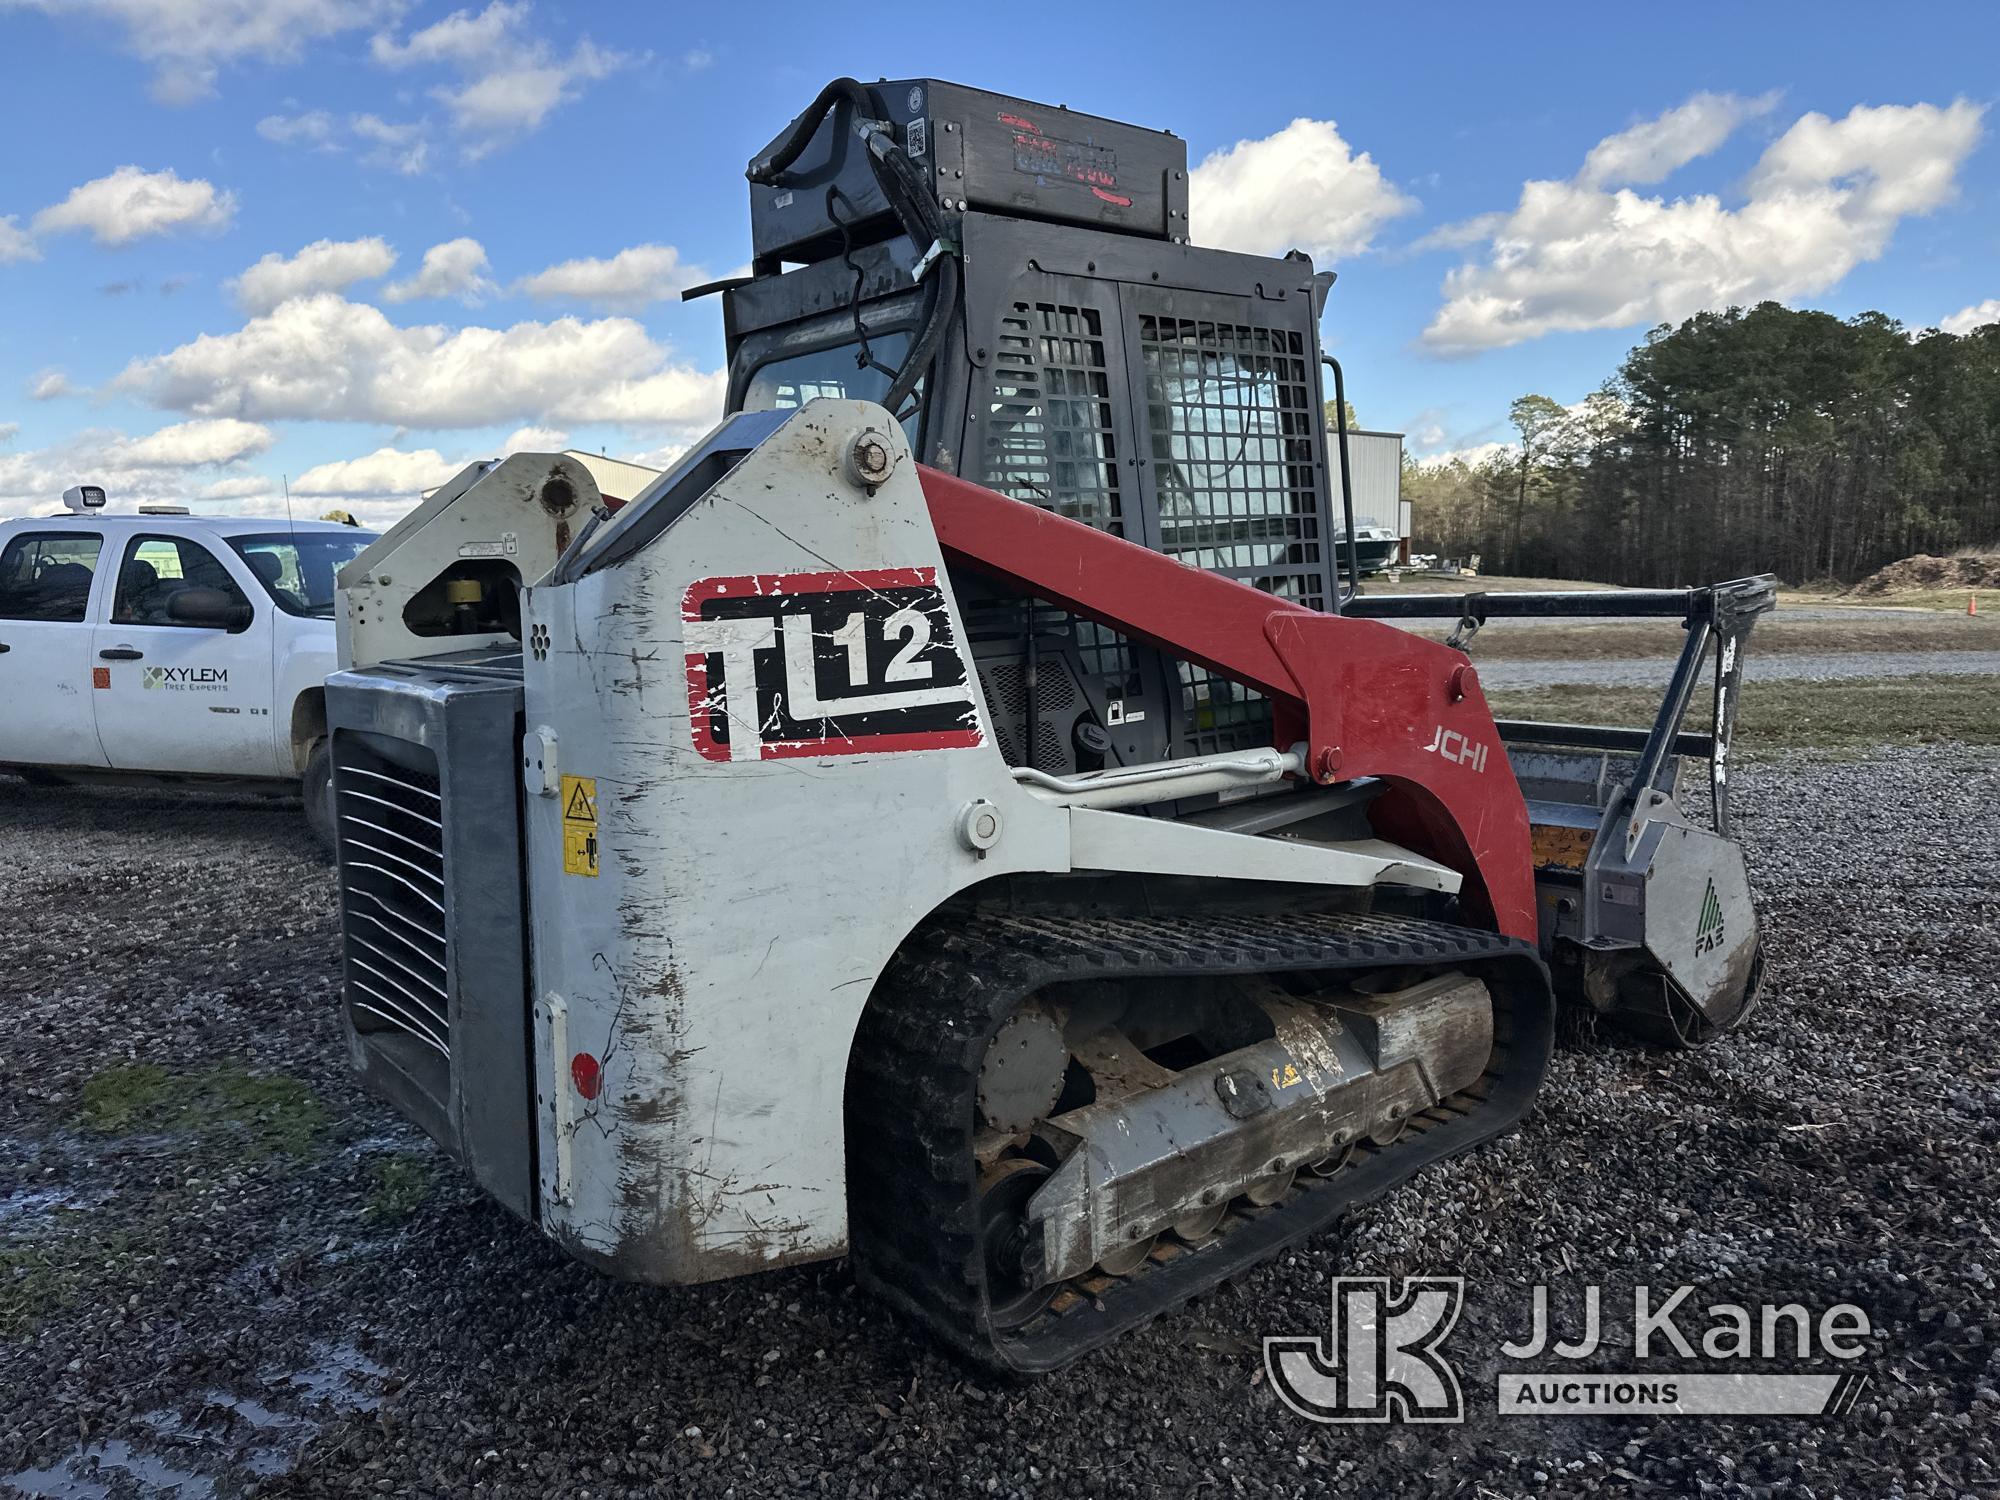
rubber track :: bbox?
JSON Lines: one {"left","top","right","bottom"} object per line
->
{"left": 846, "top": 909, "right": 1554, "bottom": 1373}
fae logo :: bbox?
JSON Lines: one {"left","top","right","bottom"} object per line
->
{"left": 1265, "top": 1277, "right": 1465, "bottom": 1423}
{"left": 1694, "top": 877, "right": 1727, "bottom": 955}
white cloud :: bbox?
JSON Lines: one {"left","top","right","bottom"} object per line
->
{"left": 1940, "top": 298, "right": 2000, "bottom": 334}
{"left": 1577, "top": 91, "right": 1780, "bottom": 188}
{"left": 198, "top": 474, "right": 278, "bottom": 501}
{"left": 503, "top": 424, "right": 569, "bottom": 451}
{"left": 513, "top": 243, "right": 710, "bottom": 309}
{"left": 231, "top": 236, "right": 397, "bottom": 313}
{"left": 29, "top": 370, "right": 73, "bottom": 400}
{"left": 1411, "top": 441, "right": 1515, "bottom": 470}
{"left": 1423, "top": 97, "right": 1985, "bottom": 355}
{"left": 5, "top": 0, "right": 393, "bottom": 103}
{"left": 122, "top": 417, "right": 274, "bottom": 467}
{"left": 1191, "top": 118, "right": 1417, "bottom": 260}
{"left": 682, "top": 48, "right": 713, "bottom": 70}
{"left": 116, "top": 292, "right": 726, "bottom": 433}
{"left": 367, "top": 0, "right": 521, "bottom": 66}
{"left": 259, "top": 110, "right": 432, "bottom": 174}
{"left": 0, "top": 418, "right": 276, "bottom": 520}
{"left": 34, "top": 166, "right": 237, "bottom": 247}
{"left": 369, "top": 2, "right": 632, "bottom": 155}
{"left": 256, "top": 109, "right": 337, "bottom": 146}
{"left": 291, "top": 445, "right": 460, "bottom": 498}
{"left": 383, "top": 238, "right": 494, "bottom": 304}
{"left": 350, "top": 114, "right": 430, "bottom": 174}
{"left": 0, "top": 216, "right": 38, "bottom": 264}
{"left": 629, "top": 440, "right": 688, "bottom": 470}
{"left": 0, "top": 422, "right": 18, "bottom": 444}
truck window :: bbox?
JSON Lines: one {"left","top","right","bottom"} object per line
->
{"left": 0, "top": 532, "right": 103, "bottom": 622}
{"left": 112, "top": 535, "right": 253, "bottom": 629}
{"left": 228, "top": 531, "right": 375, "bottom": 618}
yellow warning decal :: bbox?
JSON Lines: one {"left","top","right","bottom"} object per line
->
{"left": 560, "top": 774, "right": 598, "bottom": 877}
{"left": 1530, "top": 823, "right": 1594, "bottom": 871}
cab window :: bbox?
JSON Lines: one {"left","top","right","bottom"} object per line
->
{"left": 112, "top": 535, "right": 253, "bottom": 631}
{"left": 228, "top": 531, "right": 375, "bottom": 619}
{"left": 0, "top": 532, "right": 103, "bottom": 622}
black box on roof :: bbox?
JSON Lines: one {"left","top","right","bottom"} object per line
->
{"left": 747, "top": 79, "right": 1190, "bottom": 264}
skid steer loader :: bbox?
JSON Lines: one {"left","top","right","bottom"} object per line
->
{"left": 327, "top": 78, "right": 1774, "bottom": 1371}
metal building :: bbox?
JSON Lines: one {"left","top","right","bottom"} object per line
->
{"left": 1331, "top": 428, "right": 1410, "bottom": 570}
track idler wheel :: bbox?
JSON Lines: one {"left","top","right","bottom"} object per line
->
{"left": 1242, "top": 1168, "right": 1297, "bottom": 1206}
{"left": 1171, "top": 1200, "right": 1227, "bottom": 1242}
{"left": 1096, "top": 1236, "right": 1157, "bottom": 1277}
{"left": 978, "top": 1159, "right": 1055, "bottom": 1331}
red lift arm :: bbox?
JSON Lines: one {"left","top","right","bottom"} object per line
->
{"left": 918, "top": 464, "right": 1539, "bottom": 944}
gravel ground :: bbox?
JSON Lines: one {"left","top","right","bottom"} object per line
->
{"left": 1, "top": 747, "right": 1997, "bottom": 1499}
{"left": 1477, "top": 648, "right": 2000, "bottom": 690}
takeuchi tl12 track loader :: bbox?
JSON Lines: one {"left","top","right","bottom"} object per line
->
{"left": 328, "top": 79, "right": 1775, "bottom": 1371}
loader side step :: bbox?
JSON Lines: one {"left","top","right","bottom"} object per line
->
{"left": 846, "top": 908, "right": 1554, "bottom": 1372}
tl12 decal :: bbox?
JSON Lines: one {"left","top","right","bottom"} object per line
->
{"left": 682, "top": 567, "right": 984, "bottom": 762}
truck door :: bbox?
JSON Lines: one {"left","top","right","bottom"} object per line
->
{"left": 90, "top": 533, "right": 275, "bottom": 775}
{"left": 0, "top": 529, "right": 111, "bottom": 767}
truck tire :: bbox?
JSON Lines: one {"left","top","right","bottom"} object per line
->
{"left": 303, "top": 738, "right": 335, "bottom": 855}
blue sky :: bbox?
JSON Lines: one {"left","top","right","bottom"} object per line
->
{"left": 1, "top": 0, "right": 1996, "bottom": 523}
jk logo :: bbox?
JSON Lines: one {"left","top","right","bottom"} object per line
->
{"left": 1265, "top": 1277, "right": 1465, "bottom": 1423}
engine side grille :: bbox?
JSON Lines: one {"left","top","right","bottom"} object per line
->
{"left": 336, "top": 740, "right": 450, "bottom": 1061}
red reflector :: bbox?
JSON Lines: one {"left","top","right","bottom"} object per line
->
{"left": 570, "top": 1052, "right": 602, "bottom": 1100}
{"left": 92, "top": 667, "right": 111, "bottom": 690}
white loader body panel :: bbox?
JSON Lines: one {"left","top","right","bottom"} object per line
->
{"left": 518, "top": 403, "right": 1458, "bottom": 1280}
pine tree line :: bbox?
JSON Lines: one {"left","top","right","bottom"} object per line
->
{"left": 1401, "top": 303, "right": 2000, "bottom": 586}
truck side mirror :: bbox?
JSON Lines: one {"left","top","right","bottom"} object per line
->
{"left": 167, "top": 586, "right": 253, "bottom": 632}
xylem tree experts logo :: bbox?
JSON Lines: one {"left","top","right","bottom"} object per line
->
{"left": 141, "top": 665, "right": 228, "bottom": 691}
{"left": 1267, "top": 1279, "right": 1872, "bottom": 1424}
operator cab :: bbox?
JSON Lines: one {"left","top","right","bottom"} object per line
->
{"left": 714, "top": 80, "right": 1343, "bottom": 779}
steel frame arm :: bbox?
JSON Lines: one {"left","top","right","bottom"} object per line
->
{"left": 918, "top": 465, "right": 1539, "bottom": 943}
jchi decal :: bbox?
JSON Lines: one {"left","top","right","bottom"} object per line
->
{"left": 1422, "top": 723, "right": 1489, "bottom": 772}
{"left": 682, "top": 567, "right": 982, "bottom": 762}
{"left": 141, "top": 665, "right": 229, "bottom": 691}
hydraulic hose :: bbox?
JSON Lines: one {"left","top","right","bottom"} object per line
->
{"left": 746, "top": 77, "right": 962, "bottom": 428}
{"left": 747, "top": 78, "right": 883, "bottom": 185}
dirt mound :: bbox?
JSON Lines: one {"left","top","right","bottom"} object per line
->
{"left": 1849, "top": 551, "right": 2000, "bottom": 595}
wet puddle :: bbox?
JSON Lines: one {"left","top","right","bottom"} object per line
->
{"left": 4, "top": 1439, "right": 213, "bottom": 1497}
{"left": 4, "top": 1340, "right": 392, "bottom": 1496}
{"left": 0, "top": 1185, "right": 112, "bottom": 1230}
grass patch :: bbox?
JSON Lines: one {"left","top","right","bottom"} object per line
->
{"left": 1487, "top": 673, "right": 2000, "bottom": 755}
{"left": 0, "top": 1229, "right": 146, "bottom": 1337}
{"left": 79, "top": 1063, "right": 175, "bottom": 1132}
{"left": 79, "top": 1062, "right": 327, "bottom": 1158}
{"left": 363, "top": 1153, "right": 437, "bottom": 1223}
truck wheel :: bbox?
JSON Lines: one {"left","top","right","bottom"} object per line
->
{"left": 303, "top": 739, "right": 335, "bottom": 855}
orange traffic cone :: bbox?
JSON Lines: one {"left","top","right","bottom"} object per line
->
{"left": 1972, "top": 594, "right": 1979, "bottom": 616}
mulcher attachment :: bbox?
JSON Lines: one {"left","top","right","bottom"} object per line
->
{"left": 846, "top": 909, "right": 1553, "bottom": 1373}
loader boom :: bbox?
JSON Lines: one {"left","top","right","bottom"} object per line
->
{"left": 918, "top": 461, "right": 1539, "bottom": 940}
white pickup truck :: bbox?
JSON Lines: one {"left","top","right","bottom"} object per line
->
{"left": 0, "top": 490, "right": 377, "bottom": 845}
